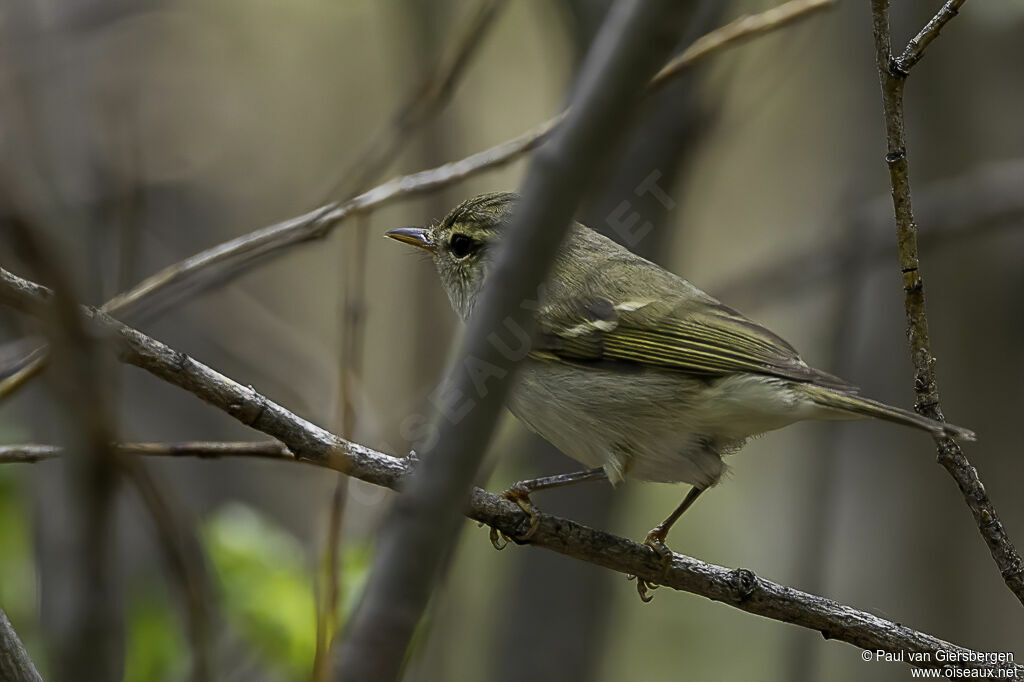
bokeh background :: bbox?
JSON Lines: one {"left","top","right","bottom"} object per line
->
{"left": 1, "top": 0, "right": 1022, "bottom": 680}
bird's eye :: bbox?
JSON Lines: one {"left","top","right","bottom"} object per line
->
{"left": 449, "top": 233, "right": 475, "bottom": 259}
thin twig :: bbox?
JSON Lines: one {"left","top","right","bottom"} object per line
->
{"left": 0, "top": 441, "right": 292, "bottom": 463}
{"left": 1, "top": 269, "right": 1020, "bottom": 676}
{"left": 327, "top": 0, "right": 508, "bottom": 199}
{"left": 650, "top": 0, "right": 834, "bottom": 90}
{"left": 895, "top": 0, "right": 969, "bottom": 74}
{"left": 0, "top": 0, "right": 835, "bottom": 405}
{"left": 119, "top": 459, "right": 214, "bottom": 682}
{"left": 868, "top": 0, "right": 1024, "bottom": 607}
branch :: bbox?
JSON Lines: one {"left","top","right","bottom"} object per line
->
{"left": 336, "top": 1, "right": 706, "bottom": 677}
{"left": 895, "top": 0, "right": 968, "bottom": 74}
{"left": 327, "top": 0, "right": 509, "bottom": 199}
{"left": 868, "top": 0, "right": 1024, "bottom": 607}
{"left": 119, "top": 459, "right": 215, "bottom": 682}
{"left": 0, "top": 441, "right": 291, "bottom": 463}
{"left": 101, "top": 0, "right": 830, "bottom": 321}
{"left": 314, "top": 1, "right": 511, "bottom": 674}
{"left": 651, "top": 0, "right": 833, "bottom": 90}
{"left": 3, "top": 435, "right": 1022, "bottom": 677}
{"left": 3, "top": 248, "right": 1021, "bottom": 680}
{"left": 6, "top": 220, "right": 124, "bottom": 680}
{"left": 0, "top": 0, "right": 834, "bottom": 405}
{"left": 0, "top": 608, "right": 43, "bottom": 682}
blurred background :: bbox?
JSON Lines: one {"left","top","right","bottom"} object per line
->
{"left": 1, "top": 0, "right": 1022, "bottom": 680}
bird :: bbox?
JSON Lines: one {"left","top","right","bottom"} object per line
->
{"left": 386, "top": 191, "right": 974, "bottom": 600}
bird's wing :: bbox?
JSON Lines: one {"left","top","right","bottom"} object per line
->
{"left": 534, "top": 289, "right": 854, "bottom": 391}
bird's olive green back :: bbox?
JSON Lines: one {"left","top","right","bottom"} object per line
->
{"left": 534, "top": 225, "right": 854, "bottom": 391}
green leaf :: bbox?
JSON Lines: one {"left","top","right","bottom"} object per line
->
{"left": 124, "top": 588, "right": 186, "bottom": 682}
{"left": 202, "top": 503, "right": 317, "bottom": 679}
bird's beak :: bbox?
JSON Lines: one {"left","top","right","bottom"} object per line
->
{"left": 385, "top": 227, "right": 435, "bottom": 253}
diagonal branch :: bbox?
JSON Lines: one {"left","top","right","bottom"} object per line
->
{"left": 651, "top": 0, "right": 832, "bottom": 90}
{"left": 868, "top": 0, "right": 1024, "bottom": 607}
{"left": 0, "top": 608, "right": 43, "bottom": 682}
{"left": 97, "top": 0, "right": 832, "bottom": 321}
{"left": 336, "top": 1, "right": 703, "bottom": 676}
{"left": 894, "top": 0, "right": 968, "bottom": 74}
{"left": 1, "top": 269, "right": 1021, "bottom": 678}
{"left": 0, "top": 0, "right": 834, "bottom": 405}
{"left": 327, "top": 0, "right": 509, "bottom": 200}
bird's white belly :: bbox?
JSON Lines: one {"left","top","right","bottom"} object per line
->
{"left": 507, "top": 359, "right": 820, "bottom": 487}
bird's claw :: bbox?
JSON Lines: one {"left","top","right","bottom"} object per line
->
{"left": 488, "top": 483, "right": 540, "bottom": 550}
{"left": 489, "top": 526, "right": 510, "bottom": 550}
{"left": 628, "top": 527, "right": 674, "bottom": 603}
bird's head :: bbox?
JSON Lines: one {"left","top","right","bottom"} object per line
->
{"left": 386, "top": 192, "right": 517, "bottom": 319}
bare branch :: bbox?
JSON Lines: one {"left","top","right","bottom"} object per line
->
{"left": 2, "top": 133, "right": 1020, "bottom": 682}
{"left": 336, "top": 1, "right": 704, "bottom": 676}
{"left": 5, "top": 220, "right": 124, "bottom": 680}
{"left": 119, "top": 460, "right": 215, "bottom": 682}
{"left": 328, "top": 0, "right": 509, "bottom": 198}
{"left": 651, "top": 0, "right": 834, "bottom": 90}
{"left": 314, "top": 1, "right": 510, "bottom": 673}
{"left": 0, "top": 608, "right": 43, "bottom": 682}
{"left": 0, "top": 441, "right": 291, "bottom": 463}
{"left": 868, "top": 0, "right": 1024, "bottom": 606}
{"left": 0, "top": 0, "right": 835, "bottom": 405}
{"left": 895, "top": 0, "right": 969, "bottom": 74}
{"left": 1, "top": 432, "right": 1020, "bottom": 679}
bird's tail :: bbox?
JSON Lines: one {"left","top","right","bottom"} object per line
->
{"left": 800, "top": 384, "right": 976, "bottom": 441}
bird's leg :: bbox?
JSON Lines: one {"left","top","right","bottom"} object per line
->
{"left": 633, "top": 486, "right": 706, "bottom": 602}
{"left": 489, "top": 467, "right": 607, "bottom": 549}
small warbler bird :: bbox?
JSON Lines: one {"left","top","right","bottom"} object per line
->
{"left": 387, "top": 192, "right": 973, "bottom": 598}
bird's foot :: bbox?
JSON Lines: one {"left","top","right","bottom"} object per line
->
{"left": 628, "top": 526, "right": 674, "bottom": 603}
{"left": 489, "top": 482, "right": 540, "bottom": 550}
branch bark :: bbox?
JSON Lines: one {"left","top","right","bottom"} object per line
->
{"left": 2, "top": 434, "right": 1020, "bottom": 679}
{"left": 0, "top": 608, "right": 43, "bottom": 682}
{"left": 0, "top": 441, "right": 291, "bottom": 463}
{"left": 894, "top": 0, "right": 968, "bottom": 73}
{"left": 1, "top": 269, "right": 1020, "bottom": 679}
{"left": 868, "top": 0, "right": 1024, "bottom": 607}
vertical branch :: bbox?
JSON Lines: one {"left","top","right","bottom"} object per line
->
{"left": 311, "top": 217, "right": 366, "bottom": 682}
{"left": 334, "top": 2, "right": 699, "bottom": 679}
{"left": 7, "top": 219, "right": 125, "bottom": 679}
{"left": 119, "top": 459, "right": 214, "bottom": 682}
{"left": 314, "top": 3, "right": 506, "bottom": 677}
{"left": 489, "top": 4, "right": 724, "bottom": 680}
{"left": 868, "top": 0, "right": 1024, "bottom": 606}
